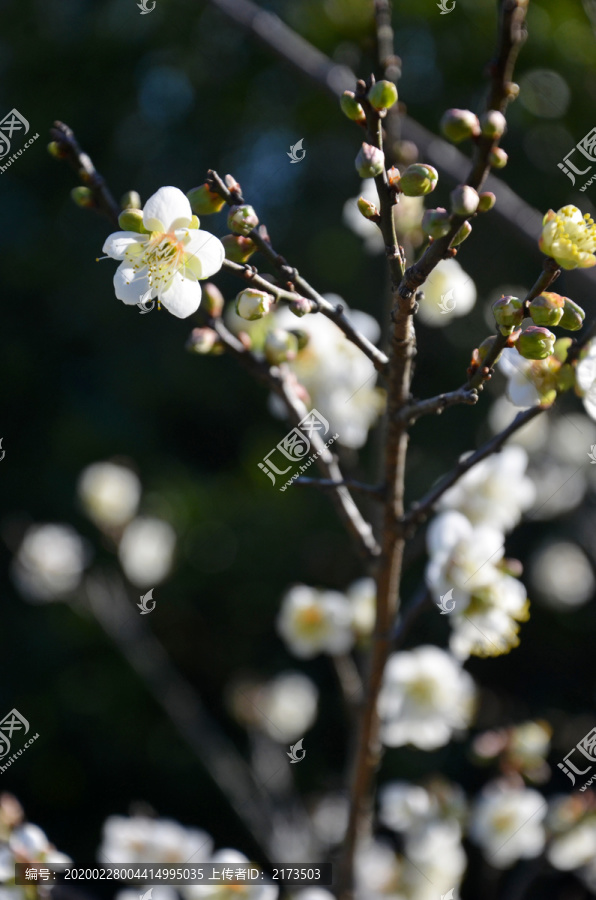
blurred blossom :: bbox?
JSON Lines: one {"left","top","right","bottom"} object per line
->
{"left": 347, "top": 577, "right": 376, "bottom": 639}
{"left": 343, "top": 180, "right": 423, "bottom": 254}
{"left": 416, "top": 258, "right": 476, "bottom": 327}
{"left": 99, "top": 815, "right": 212, "bottom": 864}
{"left": 378, "top": 782, "right": 436, "bottom": 833}
{"left": 12, "top": 524, "right": 88, "bottom": 602}
{"left": 354, "top": 839, "right": 402, "bottom": 900}
{"left": 309, "top": 794, "right": 348, "bottom": 847}
{"left": 378, "top": 645, "right": 475, "bottom": 750}
{"left": 184, "top": 850, "right": 277, "bottom": 900}
{"left": 402, "top": 819, "right": 466, "bottom": 900}
{"left": 548, "top": 414, "right": 596, "bottom": 465}
{"left": 529, "top": 541, "right": 594, "bottom": 609}
{"left": 117, "top": 889, "right": 177, "bottom": 900}
{"left": 291, "top": 891, "right": 334, "bottom": 900}
{"left": 488, "top": 397, "right": 548, "bottom": 451}
{"left": 254, "top": 672, "right": 318, "bottom": 742}
{"left": 118, "top": 517, "right": 176, "bottom": 587}
{"left": 78, "top": 461, "right": 141, "bottom": 530}
{"left": 518, "top": 69, "right": 570, "bottom": 118}
{"left": 8, "top": 823, "right": 71, "bottom": 866}
{"left": 469, "top": 783, "right": 546, "bottom": 868}
{"left": 276, "top": 585, "right": 354, "bottom": 659}
{"left": 527, "top": 460, "right": 586, "bottom": 519}
{"left": 576, "top": 338, "right": 596, "bottom": 420}
{"left": 548, "top": 816, "right": 596, "bottom": 871}
{"left": 138, "top": 66, "right": 194, "bottom": 125}
{"left": 426, "top": 511, "right": 505, "bottom": 597}
{"left": 498, "top": 347, "right": 556, "bottom": 408}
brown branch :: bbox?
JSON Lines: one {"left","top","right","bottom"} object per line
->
{"left": 394, "top": 386, "right": 479, "bottom": 425}
{"left": 294, "top": 477, "right": 385, "bottom": 499}
{"left": 50, "top": 121, "right": 120, "bottom": 225}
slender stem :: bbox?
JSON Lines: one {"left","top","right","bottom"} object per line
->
{"left": 294, "top": 477, "right": 385, "bottom": 499}
{"left": 394, "top": 387, "right": 478, "bottom": 426}
{"left": 50, "top": 121, "right": 120, "bottom": 225}
{"left": 392, "top": 584, "right": 432, "bottom": 646}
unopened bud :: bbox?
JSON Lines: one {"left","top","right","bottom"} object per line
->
{"left": 478, "top": 192, "right": 496, "bottom": 212}
{"left": 289, "top": 297, "right": 314, "bottom": 317}
{"left": 387, "top": 166, "right": 401, "bottom": 188}
{"left": 559, "top": 296, "right": 586, "bottom": 331}
{"left": 440, "top": 109, "right": 480, "bottom": 143}
{"left": 355, "top": 143, "right": 385, "bottom": 178}
{"left": 399, "top": 163, "right": 438, "bottom": 197}
{"left": 222, "top": 234, "right": 256, "bottom": 263}
{"left": 186, "top": 327, "right": 221, "bottom": 355}
{"left": 492, "top": 295, "right": 524, "bottom": 332}
{"left": 471, "top": 335, "right": 502, "bottom": 368}
{"left": 553, "top": 337, "right": 573, "bottom": 362}
{"left": 480, "top": 110, "right": 507, "bottom": 139}
{"left": 264, "top": 329, "right": 299, "bottom": 365}
{"left": 506, "top": 82, "right": 520, "bottom": 100}
{"left": 489, "top": 147, "right": 508, "bottom": 168}
{"left": 340, "top": 91, "right": 366, "bottom": 123}
{"left": 120, "top": 190, "right": 141, "bottom": 210}
{"left": 47, "top": 141, "right": 67, "bottom": 159}
{"left": 528, "top": 292, "right": 564, "bottom": 327}
{"left": 202, "top": 282, "right": 225, "bottom": 317}
{"left": 235, "top": 288, "right": 274, "bottom": 321}
{"left": 357, "top": 196, "right": 380, "bottom": 219}
{"left": 118, "top": 208, "right": 148, "bottom": 233}
{"left": 367, "top": 80, "right": 398, "bottom": 111}
{"left": 450, "top": 184, "right": 479, "bottom": 216}
{"left": 516, "top": 326, "right": 555, "bottom": 360}
{"left": 422, "top": 208, "right": 451, "bottom": 239}
{"left": 451, "top": 221, "right": 472, "bottom": 246}
{"left": 71, "top": 186, "right": 94, "bottom": 208}
{"left": 187, "top": 183, "right": 226, "bottom": 215}
{"left": 556, "top": 363, "right": 576, "bottom": 393}
{"left": 227, "top": 204, "right": 259, "bottom": 236}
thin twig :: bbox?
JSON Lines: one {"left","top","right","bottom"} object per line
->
{"left": 392, "top": 584, "right": 433, "bottom": 647}
{"left": 50, "top": 121, "right": 120, "bottom": 225}
{"left": 394, "top": 387, "right": 478, "bottom": 425}
{"left": 294, "top": 477, "right": 385, "bottom": 499}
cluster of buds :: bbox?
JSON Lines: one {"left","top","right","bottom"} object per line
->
{"left": 441, "top": 108, "right": 509, "bottom": 169}
{"left": 340, "top": 79, "right": 398, "bottom": 123}
{"left": 472, "top": 720, "right": 552, "bottom": 784}
{"left": 186, "top": 327, "right": 224, "bottom": 355}
{"left": 491, "top": 289, "right": 586, "bottom": 361}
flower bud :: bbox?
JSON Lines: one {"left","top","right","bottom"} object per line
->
{"left": 202, "top": 282, "right": 225, "bottom": 317}
{"left": 357, "top": 196, "right": 380, "bottom": 219}
{"left": 451, "top": 221, "right": 472, "bottom": 246}
{"left": 289, "top": 297, "right": 314, "bottom": 317}
{"left": 471, "top": 335, "right": 502, "bottom": 368}
{"left": 222, "top": 235, "right": 256, "bottom": 263}
{"left": 478, "top": 192, "right": 496, "bottom": 212}
{"left": 422, "top": 208, "right": 451, "bottom": 239}
{"left": 516, "top": 326, "right": 555, "bottom": 360}
{"left": 235, "top": 288, "right": 275, "bottom": 321}
{"left": 492, "top": 295, "right": 524, "bottom": 332}
{"left": 187, "top": 184, "right": 226, "bottom": 215}
{"left": 387, "top": 166, "right": 401, "bottom": 188}
{"left": 291, "top": 329, "right": 310, "bottom": 351}
{"left": 367, "top": 80, "right": 398, "bottom": 111}
{"left": 399, "top": 163, "right": 438, "bottom": 197}
{"left": 489, "top": 147, "right": 508, "bottom": 168}
{"left": 556, "top": 363, "right": 576, "bottom": 393}
{"left": 118, "top": 208, "right": 148, "bottom": 233}
{"left": 47, "top": 140, "right": 67, "bottom": 159}
{"left": 355, "top": 143, "right": 385, "bottom": 178}
{"left": 528, "top": 292, "right": 564, "bottom": 327}
{"left": 227, "top": 204, "right": 259, "bottom": 235}
{"left": 340, "top": 91, "right": 366, "bottom": 123}
{"left": 71, "top": 186, "right": 94, "bottom": 208}
{"left": 450, "top": 184, "right": 479, "bottom": 216}
{"left": 440, "top": 109, "right": 480, "bottom": 143}
{"left": 264, "top": 329, "right": 299, "bottom": 365}
{"left": 559, "top": 296, "right": 586, "bottom": 331}
{"left": 506, "top": 82, "right": 520, "bottom": 100}
{"left": 553, "top": 337, "right": 573, "bottom": 363}
{"left": 480, "top": 110, "right": 507, "bottom": 139}
{"left": 186, "top": 327, "right": 222, "bottom": 355}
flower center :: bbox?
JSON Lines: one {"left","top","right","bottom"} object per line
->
{"left": 296, "top": 605, "right": 325, "bottom": 634}
{"left": 128, "top": 230, "right": 192, "bottom": 293}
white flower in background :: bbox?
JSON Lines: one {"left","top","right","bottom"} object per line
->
{"left": 498, "top": 347, "right": 562, "bottom": 408}
{"left": 378, "top": 645, "right": 475, "bottom": 750}
{"left": 78, "top": 461, "right": 141, "bottom": 530}
{"left": 12, "top": 524, "right": 88, "bottom": 602}
{"left": 354, "top": 839, "right": 403, "bottom": 900}
{"left": 378, "top": 782, "right": 436, "bottom": 833}
{"left": 347, "top": 577, "right": 376, "bottom": 639}
{"left": 183, "top": 850, "right": 278, "bottom": 900}
{"left": 469, "top": 783, "right": 546, "bottom": 868}
{"left": 343, "top": 179, "right": 423, "bottom": 254}
{"left": 402, "top": 819, "right": 466, "bottom": 900}
{"left": 448, "top": 575, "right": 529, "bottom": 660}
{"left": 548, "top": 816, "right": 596, "bottom": 870}
{"left": 102, "top": 186, "right": 225, "bottom": 319}
{"left": 309, "top": 793, "right": 348, "bottom": 847}
{"left": 576, "top": 338, "right": 596, "bottom": 420}
{"left": 426, "top": 511, "right": 505, "bottom": 599}
{"left": 273, "top": 301, "right": 384, "bottom": 449}
{"left": 276, "top": 584, "right": 354, "bottom": 659}
{"left": 98, "top": 815, "right": 213, "bottom": 863}
{"left": 291, "top": 891, "right": 335, "bottom": 900}
{"left": 117, "top": 888, "right": 178, "bottom": 900}
{"left": 549, "top": 413, "right": 596, "bottom": 464}
{"left": 437, "top": 446, "right": 535, "bottom": 532}
{"left": 9, "top": 823, "right": 71, "bottom": 865}
{"left": 488, "top": 396, "right": 549, "bottom": 452}
{"left": 118, "top": 517, "right": 176, "bottom": 587}
{"left": 526, "top": 458, "right": 586, "bottom": 520}
{"left": 530, "top": 541, "right": 594, "bottom": 609}
{"left": 416, "top": 258, "right": 476, "bottom": 327}
{"left": 254, "top": 672, "right": 318, "bottom": 742}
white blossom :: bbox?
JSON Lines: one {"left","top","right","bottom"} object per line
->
{"left": 118, "top": 517, "right": 176, "bottom": 587}
{"left": 78, "top": 461, "right": 141, "bottom": 530}
{"left": 98, "top": 815, "right": 213, "bottom": 864}
{"left": 12, "top": 523, "right": 88, "bottom": 602}
{"left": 347, "top": 577, "right": 376, "bottom": 639}
{"left": 354, "top": 839, "right": 404, "bottom": 900}
{"left": 488, "top": 396, "right": 549, "bottom": 452}
{"left": 378, "top": 645, "right": 475, "bottom": 750}
{"left": 9, "top": 823, "right": 71, "bottom": 865}
{"left": 277, "top": 585, "right": 354, "bottom": 659}
{"left": 183, "top": 850, "right": 277, "bottom": 900}
{"left": 576, "top": 338, "right": 596, "bottom": 420}
{"left": 401, "top": 819, "right": 466, "bottom": 900}
{"left": 448, "top": 574, "right": 530, "bottom": 660}
{"left": 469, "top": 783, "right": 546, "bottom": 868}
{"left": 378, "top": 782, "right": 437, "bottom": 833}
{"left": 426, "top": 511, "right": 505, "bottom": 600}
{"left": 547, "top": 817, "right": 596, "bottom": 870}
{"left": 254, "top": 672, "right": 318, "bottom": 742}
{"left": 530, "top": 541, "right": 594, "bottom": 609}
{"left": 416, "top": 258, "right": 476, "bottom": 327}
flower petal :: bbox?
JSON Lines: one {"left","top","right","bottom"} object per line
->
{"left": 184, "top": 230, "right": 225, "bottom": 279}
{"left": 143, "top": 186, "right": 192, "bottom": 232}
{"left": 159, "top": 272, "right": 202, "bottom": 318}
{"left": 114, "top": 264, "right": 150, "bottom": 305}
{"left": 102, "top": 232, "right": 145, "bottom": 260}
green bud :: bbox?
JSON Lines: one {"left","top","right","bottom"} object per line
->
{"left": 478, "top": 192, "right": 496, "bottom": 212}
{"left": 227, "top": 205, "right": 259, "bottom": 236}
{"left": 440, "top": 109, "right": 480, "bottom": 143}
{"left": 480, "top": 110, "right": 507, "bottom": 139}
{"left": 492, "top": 295, "right": 524, "bottom": 331}
{"left": 451, "top": 221, "right": 472, "bottom": 246}
{"left": 355, "top": 143, "right": 385, "bottom": 178}
{"left": 187, "top": 183, "right": 226, "bottom": 215}
{"left": 357, "top": 196, "right": 380, "bottom": 219}
{"left": 472, "top": 335, "right": 502, "bottom": 367}
{"left": 235, "top": 288, "right": 274, "bottom": 321}
{"left": 264, "top": 329, "right": 299, "bottom": 365}
{"left": 120, "top": 190, "right": 141, "bottom": 210}
{"left": 202, "top": 283, "right": 225, "bottom": 317}
{"left": 489, "top": 147, "right": 508, "bottom": 168}
{"left": 289, "top": 297, "right": 314, "bottom": 317}
{"left": 118, "top": 208, "right": 148, "bottom": 233}
{"left": 553, "top": 337, "right": 573, "bottom": 363}
{"left": 367, "top": 80, "right": 398, "bottom": 111}
{"left": 399, "top": 163, "right": 438, "bottom": 197}
{"left": 71, "top": 186, "right": 94, "bottom": 208}
{"left": 528, "top": 292, "right": 564, "bottom": 327}
{"left": 47, "top": 140, "right": 67, "bottom": 159}
{"left": 516, "top": 326, "right": 555, "bottom": 360}
{"left": 450, "top": 184, "right": 479, "bottom": 216}
{"left": 421, "top": 207, "right": 451, "bottom": 239}
{"left": 559, "top": 296, "right": 586, "bottom": 331}
{"left": 222, "top": 235, "right": 257, "bottom": 263}
{"left": 340, "top": 91, "right": 366, "bottom": 123}
{"left": 556, "top": 363, "right": 576, "bottom": 393}
{"left": 186, "top": 327, "right": 222, "bottom": 355}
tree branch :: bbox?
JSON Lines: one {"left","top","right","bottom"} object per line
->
{"left": 50, "top": 121, "right": 120, "bottom": 225}
{"left": 394, "top": 386, "right": 479, "bottom": 426}
{"left": 294, "top": 477, "right": 385, "bottom": 499}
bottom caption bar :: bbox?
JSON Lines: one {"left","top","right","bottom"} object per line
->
{"left": 15, "top": 864, "right": 333, "bottom": 886}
